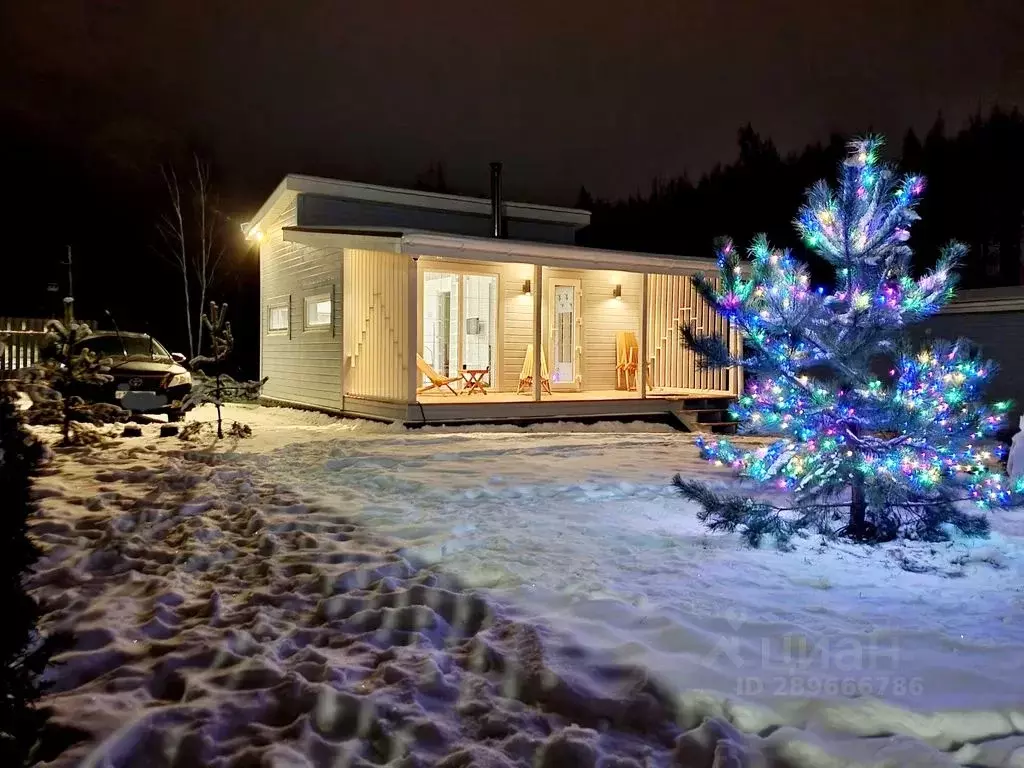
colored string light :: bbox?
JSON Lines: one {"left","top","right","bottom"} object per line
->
{"left": 693, "top": 136, "right": 1023, "bottom": 519}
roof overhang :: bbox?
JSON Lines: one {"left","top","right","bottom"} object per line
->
{"left": 245, "top": 174, "right": 591, "bottom": 236}
{"left": 281, "top": 227, "right": 716, "bottom": 276}
{"left": 243, "top": 177, "right": 296, "bottom": 237}
{"left": 402, "top": 233, "right": 717, "bottom": 275}
{"left": 282, "top": 226, "right": 405, "bottom": 253}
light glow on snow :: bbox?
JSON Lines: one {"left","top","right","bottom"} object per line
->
{"left": 26, "top": 404, "right": 1024, "bottom": 767}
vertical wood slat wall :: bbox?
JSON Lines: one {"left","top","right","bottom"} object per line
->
{"left": 343, "top": 249, "right": 411, "bottom": 401}
{"left": 644, "top": 273, "right": 739, "bottom": 396}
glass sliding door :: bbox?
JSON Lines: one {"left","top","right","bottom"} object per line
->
{"left": 422, "top": 272, "right": 459, "bottom": 379}
{"left": 461, "top": 274, "right": 497, "bottom": 386}
{"left": 421, "top": 269, "right": 499, "bottom": 391}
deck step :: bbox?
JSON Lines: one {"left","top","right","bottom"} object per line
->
{"left": 673, "top": 407, "right": 739, "bottom": 434}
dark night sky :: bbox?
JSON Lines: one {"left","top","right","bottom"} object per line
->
{"left": 2, "top": 0, "right": 1023, "bottom": 207}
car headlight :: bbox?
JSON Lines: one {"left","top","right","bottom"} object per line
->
{"left": 166, "top": 372, "right": 192, "bottom": 388}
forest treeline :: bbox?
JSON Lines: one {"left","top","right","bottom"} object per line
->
{"left": 578, "top": 109, "right": 1024, "bottom": 288}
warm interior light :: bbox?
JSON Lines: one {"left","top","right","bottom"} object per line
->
{"left": 612, "top": 284, "right": 622, "bottom": 299}
{"left": 523, "top": 279, "right": 532, "bottom": 295}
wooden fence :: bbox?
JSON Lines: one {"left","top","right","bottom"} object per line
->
{"left": 0, "top": 317, "right": 49, "bottom": 379}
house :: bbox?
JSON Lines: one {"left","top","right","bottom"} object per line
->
{"left": 245, "top": 167, "right": 742, "bottom": 427}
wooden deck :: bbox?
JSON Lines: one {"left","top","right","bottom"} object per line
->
{"left": 416, "top": 388, "right": 722, "bottom": 404}
{"left": 271, "top": 389, "right": 738, "bottom": 432}
{"left": 409, "top": 388, "right": 736, "bottom": 430}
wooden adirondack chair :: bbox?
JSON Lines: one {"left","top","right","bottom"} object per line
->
{"left": 615, "top": 331, "right": 640, "bottom": 390}
{"left": 416, "top": 355, "right": 461, "bottom": 395}
{"left": 616, "top": 331, "right": 652, "bottom": 391}
{"left": 516, "top": 344, "right": 552, "bottom": 394}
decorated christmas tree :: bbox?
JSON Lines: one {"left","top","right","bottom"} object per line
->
{"left": 676, "top": 137, "right": 1023, "bottom": 545}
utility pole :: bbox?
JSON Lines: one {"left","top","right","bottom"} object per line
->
{"left": 63, "top": 246, "right": 75, "bottom": 324}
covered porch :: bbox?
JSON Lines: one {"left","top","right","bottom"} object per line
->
{"left": 287, "top": 227, "right": 742, "bottom": 428}
{"left": 409, "top": 234, "right": 742, "bottom": 416}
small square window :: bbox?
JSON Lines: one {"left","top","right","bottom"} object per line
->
{"left": 305, "top": 293, "right": 333, "bottom": 328}
{"left": 267, "top": 304, "right": 289, "bottom": 333}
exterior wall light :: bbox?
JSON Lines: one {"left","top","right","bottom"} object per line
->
{"left": 612, "top": 284, "right": 622, "bottom": 299}
{"left": 523, "top": 279, "right": 532, "bottom": 295}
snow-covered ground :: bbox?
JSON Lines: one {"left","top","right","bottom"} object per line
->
{"left": 27, "top": 404, "right": 1024, "bottom": 767}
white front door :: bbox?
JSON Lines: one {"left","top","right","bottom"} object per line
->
{"left": 547, "top": 278, "right": 581, "bottom": 390}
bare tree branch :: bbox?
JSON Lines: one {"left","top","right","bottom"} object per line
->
{"left": 156, "top": 156, "right": 227, "bottom": 360}
{"left": 189, "top": 154, "right": 224, "bottom": 357}
{"left": 159, "top": 165, "right": 194, "bottom": 358}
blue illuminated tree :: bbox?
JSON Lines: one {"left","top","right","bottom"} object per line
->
{"left": 676, "top": 137, "right": 1023, "bottom": 545}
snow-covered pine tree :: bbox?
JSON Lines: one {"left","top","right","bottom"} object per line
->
{"left": 0, "top": 382, "right": 63, "bottom": 765}
{"left": 24, "top": 321, "right": 126, "bottom": 445}
{"left": 185, "top": 302, "right": 266, "bottom": 438}
{"left": 677, "top": 137, "right": 1023, "bottom": 546}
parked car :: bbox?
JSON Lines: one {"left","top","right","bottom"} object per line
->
{"left": 73, "top": 332, "right": 192, "bottom": 421}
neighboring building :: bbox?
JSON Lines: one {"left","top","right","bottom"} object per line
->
{"left": 245, "top": 171, "right": 741, "bottom": 427}
{"left": 918, "top": 285, "right": 1024, "bottom": 431}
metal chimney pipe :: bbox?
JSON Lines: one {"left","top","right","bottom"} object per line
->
{"left": 489, "top": 162, "right": 504, "bottom": 238}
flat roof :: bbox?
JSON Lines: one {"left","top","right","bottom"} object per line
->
{"left": 245, "top": 174, "right": 591, "bottom": 234}
{"left": 282, "top": 226, "right": 716, "bottom": 275}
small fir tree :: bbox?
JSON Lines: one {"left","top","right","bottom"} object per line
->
{"left": 0, "top": 382, "right": 63, "bottom": 764}
{"left": 24, "top": 321, "right": 125, "bottom": 445}
{"left": 184, "top": 302, "right": 266, "bottom": 438}
{"left": 678, "top": 137, "right": 1023, "bottom": 546}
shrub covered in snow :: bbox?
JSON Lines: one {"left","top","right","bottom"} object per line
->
{"left": 183, "top": 302, "right": 266, "bottom": 439}
{"left": 0, "top": 383, "right": 66, "bottom": 764}
{"left": 21, "top": 320, "right": 126, "bottom": 445}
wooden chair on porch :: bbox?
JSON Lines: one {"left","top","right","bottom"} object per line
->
{"left": 416, "top": 355, "right": 461, "bottom": 396}
{"left": 616, "top": 331, "right": 640, "bottom": 390}
{"left": 516, "top": 344, "right": 552, "bottom": 395}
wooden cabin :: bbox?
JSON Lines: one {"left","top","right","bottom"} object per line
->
{"left": 246, "top": 172, "right": 741, "bottom": 428}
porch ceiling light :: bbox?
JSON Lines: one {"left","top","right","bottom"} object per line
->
{"left": 612, "top": 284, "right": 622, "bottom": 299}
{"left": 523, "top": 279, "right": 532, "bottom": 295}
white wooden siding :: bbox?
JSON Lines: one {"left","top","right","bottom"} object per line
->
{"left": 344, "top": 249, "right": 411, "bottom": 401}
{"left": 580, "top": 270, "right": 642, "bottom": 390}
{"left": 498, "top": 266, "right": 642, "bottom": 393}
{"left": 259, "top": 201, "right": 343, "bottom": 410}
{"left": 499, "top": 262, "right": 536, "bottom": 392}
